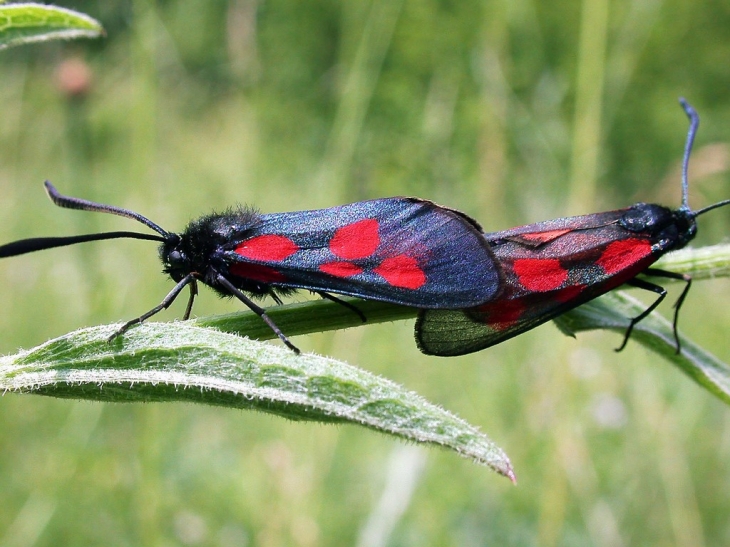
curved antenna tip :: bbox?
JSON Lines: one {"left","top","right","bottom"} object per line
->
{"left": 44, "top": 180, "right": 59, "bottom": 200}
{"left": 38, "top": 180, "right": 172, "bottom": 239}
{"left": 679, "top": 97, "right": 698, "bottom": 122}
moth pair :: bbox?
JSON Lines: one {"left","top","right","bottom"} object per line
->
{"left": 1, "top": 100, "right": 727, "bottom": 355}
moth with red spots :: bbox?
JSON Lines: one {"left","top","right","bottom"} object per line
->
{"left": 416, "top": 99, "right": 730, "bottom": 356}
{"left": 0, "top": 187, "right": 498, "bottom": 353}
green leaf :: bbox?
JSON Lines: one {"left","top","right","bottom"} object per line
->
{"left": 0, "top": 3, "right": 103, "bottom": 50}
{"left": 0, "top": 323, "right": 514, "bottom": 479}
{"left": 554, "top": 291, "right": 730, "bottom": 405}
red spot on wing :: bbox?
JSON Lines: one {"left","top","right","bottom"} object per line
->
{"left": 554, "top": 284, "right": 585, "bottom": 303}
{"left": 518, "top": 229, "right": 571, "bottom": 243}
{"left": 596, "top": 239, "right": 652, "bottom": 275}
{"left": 373, "top": 255, "right": 426, "bottom": 289}
{"left": 474, "top": 300, "right": 526, "bottom": 331}
{"left": 513, "top": 258, "right": 567, "bottom": 292}
{"left": 229, "top": 263, "right": 286, "bottom": 283}
{"left": 319, "top": 261, "right": 364, "bottom": 278}
{"left": 329, "top": 219, "right": 380, "bottom": 260}
{"left": 235, "top": 235, "right": 299, "bottom": 262}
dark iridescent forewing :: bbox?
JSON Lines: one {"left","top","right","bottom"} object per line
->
{"left": 224, "top": 197, "right": 500, "bottom": 308}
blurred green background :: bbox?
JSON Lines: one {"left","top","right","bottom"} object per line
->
{"left": 1, "top": 0, "right": 730, "bottom": 545}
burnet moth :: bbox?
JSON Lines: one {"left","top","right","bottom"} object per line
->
{"left": 0, "top": 187, "right": 499, "bottom": 353}
{"left": 416, "top": 99, "right": 730, "bottom": 357}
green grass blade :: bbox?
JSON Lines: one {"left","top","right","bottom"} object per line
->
{"left": 0, "top": 3, "right": 103, "bottom": 50}
{"left": 653, "top": 243, "right": 730, "bottom": 280}
{"left": 194, "top": 298, "right": 418, "bottom": 341}
{"left": 0, "top": 322, "right": 514, "bottom": 479}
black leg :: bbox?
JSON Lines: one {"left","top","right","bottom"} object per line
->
{"left": 314, "top": 291, "right": 367, "bottom": 322}
{"left": 182, "top": 279, "right": 199, "bottom": 320}
{"left": 110, "top": 273, "right": 197, "bottom": 341}
{"left": 643, "top": 268, "right": 692, "bottom": 354}
{"left": 215, "top": 274, "right": 301, "bottom": 354}
{"left": 616, "top": 278, "right": 667, "bottom": 352}
{"left": 617, "top": 269, "right": 692, "bottom": 353}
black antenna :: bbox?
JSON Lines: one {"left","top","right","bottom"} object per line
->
{"left": 678, "top": 99, "right": 730, "bottom": 217}
{"left": 0, "top": 182, "right": 171, "bottom": 259}
{"left": 0, "top": 232, "right": 166, "bottom": 258}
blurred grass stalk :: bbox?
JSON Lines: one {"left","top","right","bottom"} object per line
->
{"left": 569, "top": 0, "right": 608, "bottom": 212}
{"left": 316, "top": 0, "right": 403, "bottom": 204}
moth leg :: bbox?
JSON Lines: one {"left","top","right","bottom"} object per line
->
{"left": 616, "top": 278, "right": 668, "bottom": 352}
{"left": 643, "top": 268, "right": 692, "bottom": 354}
{"left": 314, "top": 291, "right": 366, "bottom": 322}
{"left": 110, "top": 273, "right": 197, "bottom": 341}
{"left": 182, "top": 279, "right": 199, "bottom": 320}
{"left": 215, "top": 274, "right": 301, "bottom": 354}
{"left": 618, "top": 269, "right": 691, "bottom": 354}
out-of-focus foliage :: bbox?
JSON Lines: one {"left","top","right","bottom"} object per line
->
{"left": 1, "top": 0, "right": 729, "bottom": 545}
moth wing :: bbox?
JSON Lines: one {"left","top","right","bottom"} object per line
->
{"left": 228, "top": 197, "right": 501, "bottom": 308}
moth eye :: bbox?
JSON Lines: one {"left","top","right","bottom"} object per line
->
{"left": 168, "top": 250, "right": 184, "bottom": 264}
